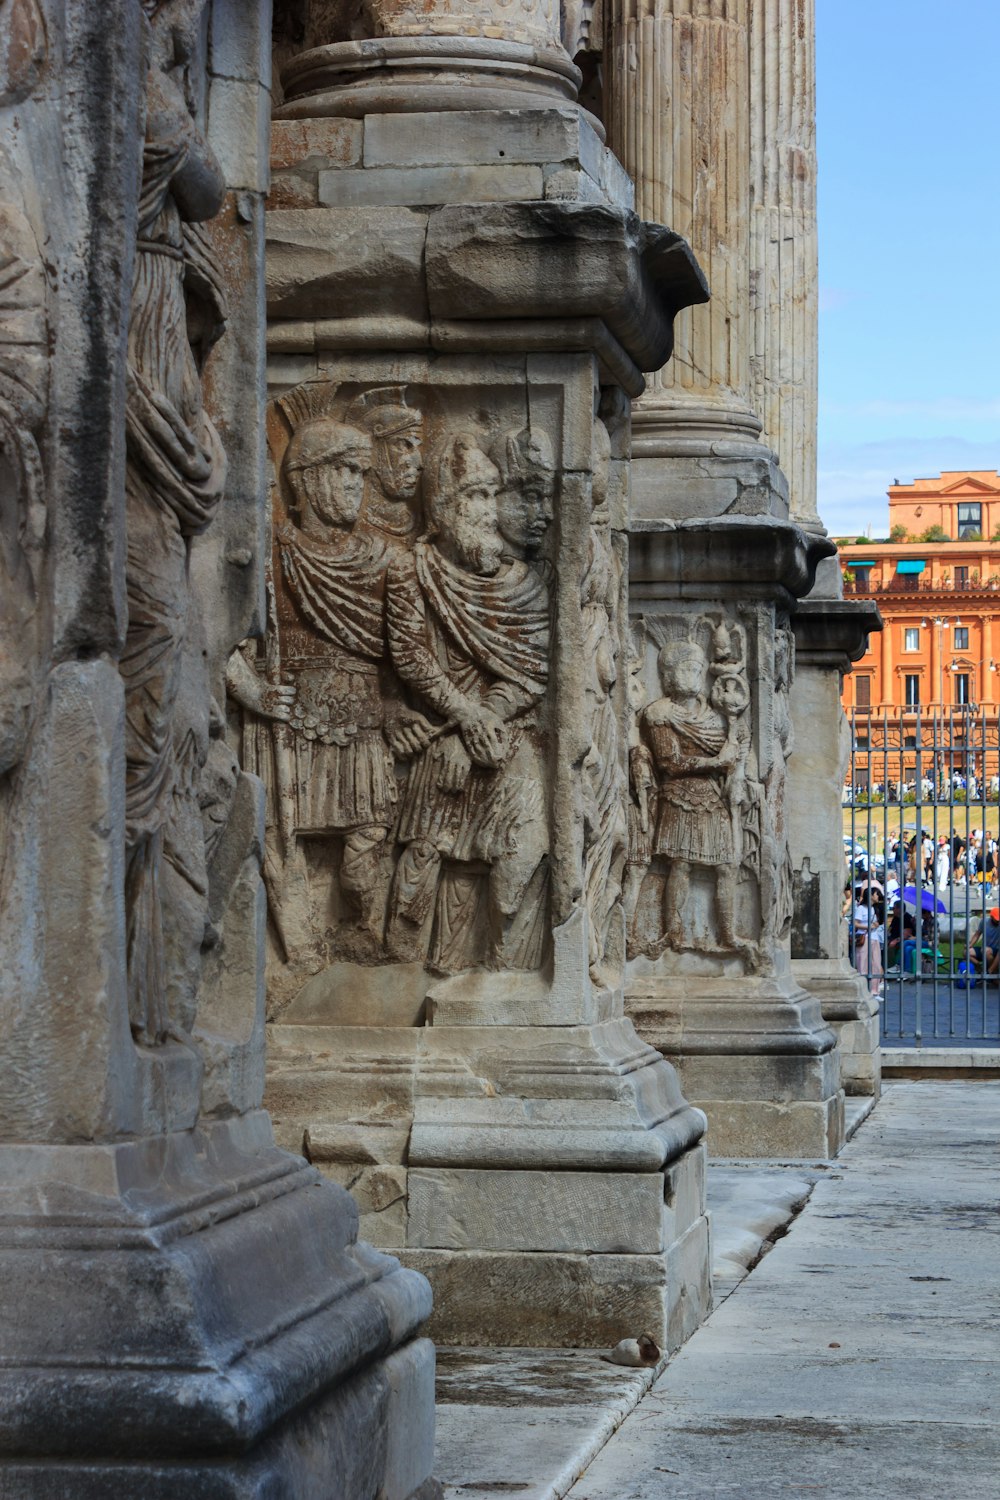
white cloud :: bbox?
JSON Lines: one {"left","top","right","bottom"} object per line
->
{"left": 817, "top": 435, "right": 1000, "bottom": 537}
{"left": 821, "top": 396, "right": 1000, "bottom": 425}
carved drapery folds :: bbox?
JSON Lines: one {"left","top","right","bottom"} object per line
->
{"left": 122, "top": 0, "right": 231, "bottom": 1046}
{"left": 627, "top": 606, "right": 795, "bottom": 973}
{"left": 0, "top": 5, "right": 48, "bottom": 834}
{"left": 230, "top": 379, "right": 564, "bottom": 1002}
{"left": 0, "top": 197, "right": 47, "bottom": 798}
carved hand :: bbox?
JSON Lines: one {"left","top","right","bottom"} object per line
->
{"left": 259, "top": 683, "right": 296, "bottom": 722}
{"left": 461, "top": 707, "right": 510, "bottom": 769}
{"left": 385, "top": 707, "right": 437, "bottom": 759}
{"left": 434, "top": 733, "right": 472, "bottom": 793}
{"left": 328, "top": 724, "right": 358, "bottom": 747}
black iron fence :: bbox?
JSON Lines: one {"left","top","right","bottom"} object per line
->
{"left": 846, "top": 708, "right": 1000, "bottom": 1047}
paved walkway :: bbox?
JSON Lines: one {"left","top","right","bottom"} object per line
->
{"left": 566, "top": 1082, "right": 1000, "bottom": 1499}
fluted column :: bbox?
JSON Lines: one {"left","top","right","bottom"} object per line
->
{"left": 749, "top": 0, "right": 819, "bottom": 527}
{"left": 606, "top": 0, "right": 752, "bottom": 419}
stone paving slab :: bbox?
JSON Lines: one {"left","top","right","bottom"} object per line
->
{"left": 433, "top": 1349, "right": 658, "bottom": 1500}
{"left": 564, "top": 1081, "right": 1000, "bottom": 1499}
{"left": 433, "top": 1153, "right": 824, "bottom": 1497}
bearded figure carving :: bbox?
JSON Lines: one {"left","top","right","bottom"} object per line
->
{"left": 121, "top": 0, "right": 229, "bottom": 1045}
{"left": 385, "top": 433, "right": 550, "bottom": 972}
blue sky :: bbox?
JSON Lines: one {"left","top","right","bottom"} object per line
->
{"left": 816, "top": 0, "right": 1000, "bottom": 537}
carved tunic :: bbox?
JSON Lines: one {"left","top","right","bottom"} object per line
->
{"left": 277, "top": 524, "right": 396, "bottom": 833}
{"left": 387, "top": 544, "right": 549, "bottom": 859}
{"left": 647, "top": 701, "right": 735, "bottom": 865}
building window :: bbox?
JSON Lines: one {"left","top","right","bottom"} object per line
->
{"left": 855, "top": 676, "right": 871, "bottom": 708}
{"left": 955, "top": 566, "right": 969, "bottom": 589}
{"left": 904, "top": 627, "right": 920, "bottom": 651}
{"left": 955, "top": 673, "right": 970, "bottom": 705}
{"left": 954, "top": 626, "right": 969, "bottom": 649}
{"left": 905, "top": 674, "right": 921, "bottom": 707}
{"left": 957, "top": 503, "right": 982, "bottom": 538}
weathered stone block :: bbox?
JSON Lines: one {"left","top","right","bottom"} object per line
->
{"left": 402, "top": 1249, "right": 671, "bottom": 1348}
{"left": 272, "top": 118, "right": 363, "bottom": 171}
{"left": 381, "top": 1340, "right": 438, "bottom": 1500}
{"left": 266, "top": 207, "right": 428, "bottom": 321}
{"left": 407, "top": 1168, "right": 666, "bottom": 1253}
{"left": 318, "top": 164, "right": 544, "bottom": 208}
{"left": 666, "top": 1212, "right": 713, "bottom": 1354}
{"left": 362, "top": 108, "right": 603, "bottom": 173}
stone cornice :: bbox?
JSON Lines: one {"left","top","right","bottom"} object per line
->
{"left": 628, "top": 515, "right": 835, "bottom": 607}
{"left": 792, "top": 598, "right": 883, "bottom": 671}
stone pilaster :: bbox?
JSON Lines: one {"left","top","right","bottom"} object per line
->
{"left": 790, "top": 601, "right": 884, "bottom": 1097}
{"left": 0, "top": 5, "right": 438, "bottom": 1494}
{"left": 253, "top": 0, "right": 714, "bottom": 1350}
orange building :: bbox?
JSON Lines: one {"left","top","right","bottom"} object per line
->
{"left": 840, "top": 472, "right": 1000, "bottom": 714}
{"left": 837, "top": 472, "right": 1000, "bottom": 786}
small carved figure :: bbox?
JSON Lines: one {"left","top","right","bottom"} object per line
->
{"left": 624, "top": 640, "right": 655, "bottom": 951}
{"left": 642, "top": 641, "right": 747, "bottom": 957}
{"left": 765, "top": 625, "right": 795, "bottom": 942}
{"left": 0, "top": 194, "right": 46, "bottom": 795}
{"left": 581, "top": 420, "right": 627, "bottom": 979}
{"left": 385, "top": 433, "right": 549, "bottom": 971}
{"left": 122, "top": 0, "right": 228, "bottom": 1045}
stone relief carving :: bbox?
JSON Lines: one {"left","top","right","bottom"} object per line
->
{"left": 581, "top": 419, "right": 627, "bottom": 982}
{"left": 0, "top": 194, "right": 47, "bottom": 804}
{"left": 122, "top": 0, "right": 230, "bottom": 1046}
{"left": 628, "top": 608, "right": 798, "bottom": 973}
{"left": 229, "top": 381, "right": 560, "bottom": 1003}
{"left": 0, "top": 0, "right": 48, "bottom": 103}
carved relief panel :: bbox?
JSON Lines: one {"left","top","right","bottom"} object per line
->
{"left": 233, "top": 357, "right": 625, "bottom": 1016}
{"left": 627, "top": 604, "right": 795, "bottom": 975}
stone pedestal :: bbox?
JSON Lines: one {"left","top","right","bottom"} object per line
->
{"left": 0, "top": 4, "right": 438, "bottom": 1493}
{"left": 623, "top": 520, "right": 845, "bottom": 1158}
{"left": 250, "top": 6, "right": 715, "bottom": 1350}
{"left": 791, "top": 599, "right": 884, "bottom": 1098}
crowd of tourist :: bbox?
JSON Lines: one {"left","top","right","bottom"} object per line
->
{"left": 844, "top": 826, "right": 1000, "bottom": 993}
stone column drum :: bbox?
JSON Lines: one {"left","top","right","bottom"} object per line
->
{"left": 250, "top": 0, "right": 715, "bottom": 1350}
{"left": 0, "top": 4, "right": 439, "bottom": 1495}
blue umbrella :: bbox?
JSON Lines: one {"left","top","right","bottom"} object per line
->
{"left": 901, "top": 885, "right": 947, "bottom": 915}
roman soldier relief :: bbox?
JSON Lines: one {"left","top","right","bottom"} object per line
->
{"left": 627, "top": 607, "right": 795, "bottom": 975}
{"left": 229, "top": 380, "right": 560, "bottom": 1007}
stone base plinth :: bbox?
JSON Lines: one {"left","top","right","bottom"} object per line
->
{"left": 626, "top": 972, "right": 845, "bottom": 1158}
{"left": 403, "top": 1160, "right": 710, "bottom": 1350}
{"left": 795, "top": 958, "right": 882, "bottom": 1098}
{"left": 0, "top": 1114, "right": 438, "bottom": 1500}
{"left": 266, "top": 1017, "right": 712, "bottom": 1350}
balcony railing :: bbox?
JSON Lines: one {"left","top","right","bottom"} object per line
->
{"left": 843, "top": 576, "right": 1000, "bottom": 597}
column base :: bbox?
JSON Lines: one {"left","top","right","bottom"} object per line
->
{"left": 266, "top": 1015, "right": 712, "bottom": 1350}
{"left": 795, "top": 957, "right": 882, "bottom": 1099}
{"left": 0, "top": 1114, "right": 438, "bottom": 1500}
{"left": 629, "top": 398, "right": 789, "bottom": 524}
{"left": 402, "top": 1142, "right": 710, "bottom": 1351}
{"left": 626, "top": 972, "right": 845, "bottom": 1158}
